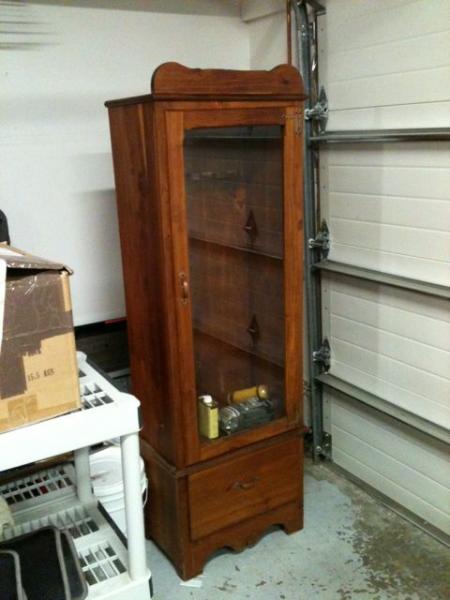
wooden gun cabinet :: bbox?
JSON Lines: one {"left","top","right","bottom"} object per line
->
{"left": 106, "top": 63, "right": 306, "bottom": 580}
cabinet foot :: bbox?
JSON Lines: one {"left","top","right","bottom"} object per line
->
{"left": 143, "top": 435, "right": 304, "bottom": 581}
{"left": 149, "top": 501, "right": 303, "bottom": 581}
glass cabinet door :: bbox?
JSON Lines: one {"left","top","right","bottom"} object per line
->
{"left": 183, "top": 124, "right": 291, "bottom": 443}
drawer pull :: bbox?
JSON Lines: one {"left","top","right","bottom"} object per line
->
{"left": 230, "top": 476, "right": 261, "bottom": 491}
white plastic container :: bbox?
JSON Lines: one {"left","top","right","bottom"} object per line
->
{"left": 90, "top": 446, "right": 148, "bottom": 536}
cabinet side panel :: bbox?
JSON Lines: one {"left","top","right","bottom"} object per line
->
{"left": 284, "top": 105, "right": 304, "bottom": 427}
{"left": 142, "top": 448, "right": 185, "bottom": 569}
{"left": 107, "top": 103, "right": 175, "bottom": 463}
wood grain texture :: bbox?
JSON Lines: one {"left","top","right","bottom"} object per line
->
{"left": 159, "top": 107, "right": 201, "bottom": 466}
{"left": 184, "top": 107, "right": 285, "bottom": 129}
{"left": 283, "top": 106, "right": 304, "bottom": 425}
{"left": 190, "top": 242, "right": 285, "bottom": 366}
{"left": 142, "top": 434, "right": 303, "bottom": 580}
{"left": 185, "top": 135, "right": 284, "bottom": 257}
{"left": 107, "top": 103, "right": 179, "bottom": 464}
{"left": 151, "top": 62, "right": 305, "bottom": 99}
{"left": 106, "top": 65, "right": 305, "bottom": 577}
{"left": 186, "top": 501, "right": 303, "bottom": 580}
{"left": 189, "top": 437, "right": 302, "bottom": 540}
{"left": 160, "top": 104, "right": 304, "bottom": 465}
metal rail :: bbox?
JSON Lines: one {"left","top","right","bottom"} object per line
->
{"left": 317, "top": 373, "right": 450, "bottom": 445}
{"left": 311, "top": 128, "right": 450, "bottom": 144}
{"left": 293, "top": 0, "right": 449, "bottom": 459}
{"left": 314, "top": 260, "right": 450, "bottom": 299}
{"left": 294, "top": 0, "right": 326, "bottom": 462}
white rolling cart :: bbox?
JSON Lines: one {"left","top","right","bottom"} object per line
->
{"left": 0, "top": 352, "right": 152, "bottom": 600}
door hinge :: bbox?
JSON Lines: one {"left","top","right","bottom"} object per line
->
{"left": 313, "top": 338, "right": 331, "bottom": 372}
{"left": 309, "top": 21, "right": 316, "bottom": 44}
{"left": 315, "top": 431, "right": 332, "bottom": 460}
{"left": 308, "top": 219, "right": 330, "bottom": 257}
{"left": 305, "top": 86, "right": 328, "bottom": 133}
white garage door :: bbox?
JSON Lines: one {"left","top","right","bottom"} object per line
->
{"left": 318, "top": 0, "right": 450, "bottom": 536}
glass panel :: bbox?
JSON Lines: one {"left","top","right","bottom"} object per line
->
{"left": 184, "top": 125, "right": 285, "bottom": 442}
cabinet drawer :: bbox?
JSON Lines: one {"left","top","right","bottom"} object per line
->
{"left": 188, "top": 437, "right": 301, "bottom": 541}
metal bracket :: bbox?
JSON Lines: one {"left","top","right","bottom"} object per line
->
{"left": 304, "top": 0, "right": 326, "bottom": 15}
{"left": 313, "top": 338, "right": 331, "bottom": 372}
{"left": 308, "top": 219, "right": 330, "bottom": 257}
{"left": 315, "top": 431, "right": 332, "bottom": 460}
{"left": 305, "top": 86, "right": 328, "bottom": 133}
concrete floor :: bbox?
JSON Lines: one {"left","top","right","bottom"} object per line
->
{"left": 146, "top": 460, "right": 450, "bottom": 600}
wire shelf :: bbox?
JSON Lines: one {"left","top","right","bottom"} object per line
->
{"left": 0, "top": 354, "right": 151, "bottom": 599}
{"left": 2, "top": 504, "right": 99, "bottom": 541}
{"left": 79, "top": 542, "right": 127, "bottom": 587}
{"left": 0, "top": 467, "right": 73, "bottom": 506}
{"left": 1, "top": 464, "right": 145, "bottom": 599}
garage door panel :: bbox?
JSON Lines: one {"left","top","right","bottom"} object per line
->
{"left": 330, "top": 290, "right": 450, "bottom": 351}
{"left": 319, "top": 0, "right": 450, "bottom": 533}
{"left": 333, "top": 426, "right": 449, "bottom": 512}
{"left": 329, "top": 393, "right": 450, "bottom": 535}
{"left": 332, "top": 400, "right": 449, "bottom": 486}
{"left": 330, "top": 194, "right": 450, "bottom": 233}
{"left": 331, "top": 315, "right": 450, "bottom": 377}
{"left": 330, "top": 245, "right": 449, "bottom": 286}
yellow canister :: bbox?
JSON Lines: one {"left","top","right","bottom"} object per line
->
{"left": 229, "top": 385, "right": 268, "bottom": 404}
{"left": 198, "top": 395, "right": 219, "bottom": 439}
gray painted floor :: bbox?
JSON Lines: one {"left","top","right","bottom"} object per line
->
{"left": 146, "top": 460, "right": 450, "bottom": 600}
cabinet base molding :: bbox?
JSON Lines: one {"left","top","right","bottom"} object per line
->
{"left": 142, "top": 434, "right": 303, "bottom": 580}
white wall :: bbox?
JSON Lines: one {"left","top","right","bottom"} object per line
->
{"left": 243, "top": 0, "right": 287, "bottom": 69}
{"left": 1, "top": 0, "right": 248, "bottom": 325}
{"left": 245, "top": 0, "right": 450, "bottom": 534}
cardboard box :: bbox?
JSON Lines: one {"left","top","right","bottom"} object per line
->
{"left": 0, "top": 245, "right": 80, "bottom": 433}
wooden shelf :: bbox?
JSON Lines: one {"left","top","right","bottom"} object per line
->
{"left": 200, "top": 415, "right": 286, "bottom": 447}
{"left": 186, "top": 135, "right": 281, "bottom": 141}
{"left": 189, "top": 234, "right": 283, "bottom": 261}
{"left": 193, "top": 325, "right": 284, "bottom": 369}
{"left": 198, "top": 418, "right": 295, "bottom": 462}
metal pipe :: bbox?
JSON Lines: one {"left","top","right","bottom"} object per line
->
{"left": 311, "top": 128, "right": 450, "bottom": 144}
{"left": 314, "top": 260, "right": 450, "bottom": 299}
{"left": 293, "top": 0, "right": 325, "bottom": 461}
{"left": 286, "top": 0, "right": 292, "bottom": 65}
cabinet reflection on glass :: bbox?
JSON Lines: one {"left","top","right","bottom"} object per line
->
{"left": 184, "top": 126, "right": 286, "bottom": 442}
